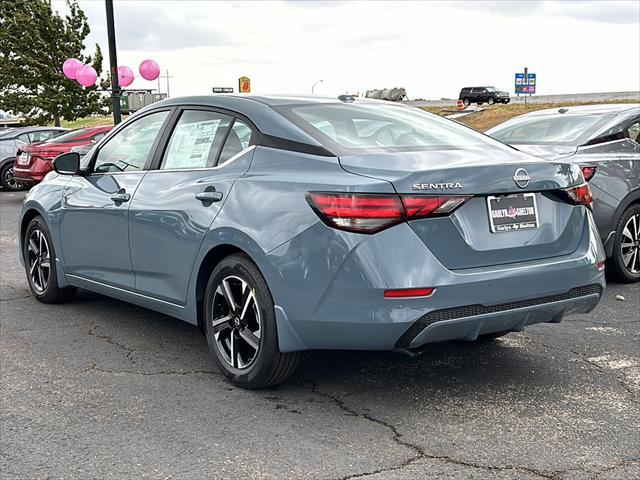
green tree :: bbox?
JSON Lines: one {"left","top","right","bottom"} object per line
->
{"left": 0, "top": 0, "right": 109, "bottom": 126}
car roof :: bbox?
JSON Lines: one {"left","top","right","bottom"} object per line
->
{"left": 139, "top": 94, "right": 406, "bottom": 147}
{"left": 520, "top": 103, "right": 640, "bottom": 117}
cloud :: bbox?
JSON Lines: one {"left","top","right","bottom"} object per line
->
{"left": 51, "top": 0, "right": 639, "bottom": 99}
{"left": 456, "top": 0, "right": 640, "bottom": 24}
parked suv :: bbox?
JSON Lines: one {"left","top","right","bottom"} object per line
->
{"left": 459, "top": 87, "right": 510, "bottom": 106}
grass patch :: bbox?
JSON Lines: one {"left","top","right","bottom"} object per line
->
{"left": 57, "top": 115, "right": 127, "bottom": 129}
{"left": 419, "top": 99, "right": 639, "bottom": 132}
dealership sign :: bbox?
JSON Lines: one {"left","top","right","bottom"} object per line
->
{"left": 515, "top": 71, "right": 536, "bottom": 95}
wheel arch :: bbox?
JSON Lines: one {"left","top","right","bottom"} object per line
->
{"left": 604, "top": 187, "right": 640, "bottom": 257}
{"left": 20, "top": 208, "right": 44, "bottom": 260}
{"left": 194, "top": 243, "right": 247, "bottom": 332}
{"left": 1, "top": 156, "right": 16, "bottom": 168}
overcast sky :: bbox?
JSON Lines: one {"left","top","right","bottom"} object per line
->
{"left": 52, "top": 0, "right": 640, "bottom": 99}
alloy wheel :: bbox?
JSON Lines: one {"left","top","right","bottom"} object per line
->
{"left": 211, "top": 275, "right": 261, "bottom": 369}
{"left": 621, "top": 213, "right": 640, "bottom": 274}
{"left": 4, "top": 166, "right": 20, "bottom": 190}
{"left": 27, "top": 229, "right": 51, "bottom": 293}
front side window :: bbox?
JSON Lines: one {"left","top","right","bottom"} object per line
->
{"left": 162, "top": 110, "right": 233, "bottom": 170}
{"left": 276, "top": 103, "right": 505, "bottom": 154}
{"left": 94, "top": 111, "right": 169, "bottom": 173}
{"left": 489, "top": 114, "right": 616, "bottom": 146}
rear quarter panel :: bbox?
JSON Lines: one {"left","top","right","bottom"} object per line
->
{"left": 574, "top": 139, "right": 640, "bottom": 239}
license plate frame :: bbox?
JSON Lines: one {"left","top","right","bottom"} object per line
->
{"left": 487, "top": 193, "right": 539, "bottom": 233}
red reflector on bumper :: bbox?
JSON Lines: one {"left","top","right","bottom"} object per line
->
{"left": 597, "top": 262, "right": 605, "bottom": 271}
{"left": 384, "top": 288, "right": 435, "bottom": 299}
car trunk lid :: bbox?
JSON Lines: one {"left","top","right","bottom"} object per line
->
{"left": 338, "top": 148, "right": 587, "bottom": 269}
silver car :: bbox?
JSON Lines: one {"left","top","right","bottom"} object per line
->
{"left": 487, "top": 104, "right": 640, "bottom": 282}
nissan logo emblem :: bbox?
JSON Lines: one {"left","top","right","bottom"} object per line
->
{"left": 513, "top": 168, "right": 530, "bottom": 189}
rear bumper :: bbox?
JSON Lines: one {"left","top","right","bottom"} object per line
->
{"left": 401, "top": 285, "right": 601, "bottom": 348}
{"left": 13, "top": 158, "right": 52, "bottom": 186}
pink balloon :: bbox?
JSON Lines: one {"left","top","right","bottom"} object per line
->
{"left": 63, "top": 58, "right": 83, "bottom": 80}
{"left": 118, "top": 65, "right": 134, "bottom": 87}
{"left": 139, "top": 59, "right": 160, "bottom": 81}
{"left": 76, "top": 65, "right": 98, "bottom": 87}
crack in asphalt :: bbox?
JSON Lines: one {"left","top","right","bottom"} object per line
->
{"left": 524, "top": 335, "right": 640, "bottom": 407}
{"left": 304, "top": 380, "right": 558, "bottom": 480}
{"left": 87, "top": 320, "right": 137, "bottom": 364}
{"left": 0, "top": 294, "right": 32, "bottom": 302}
{"left": 83, "top": 362, "right": 219, "bottom": 377}
{"left": 592, "top": 458, "right": 640, "bottom": 479}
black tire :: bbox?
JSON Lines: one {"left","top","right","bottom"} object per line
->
{"left": 23, "top": 216, "right": 77, "bottom": 303}
{"left": 462, "top": 98, "right": 470, "bottom": 106}
{"left": 1, "top": 161, "right": 23, "bottom": 191}
{"left": 204, "top": 253, "right": 299, "bottom": 389}
{"left": 488, "top": 97, "right": 495, "bottom": 105}
{"left": 608, "top": 204, "right": 640, "bottom": 283}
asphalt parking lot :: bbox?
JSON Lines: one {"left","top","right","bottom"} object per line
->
{"left": 1, "top": 190, "right": 638, "bottom": 480}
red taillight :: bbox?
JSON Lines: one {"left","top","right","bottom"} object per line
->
{"left": 562, "top": 183, "right": 593, "bottom": 208}
{"left": 597, "top": 262, "right": 605, "bottom": 271}
{"left": 306, "top": 193, "right": 470, "bottom": 233}
{"left": 580, "top": 165, "right": 597, "bottom": 182}
{"left": 402, "top": 195, "right": 471, "bottom": 219}
{"left": 306, "top": 193, "right": 404, "bottom": 233}
{"left": 384, "top": 287, "right": 435, "bottom": 299}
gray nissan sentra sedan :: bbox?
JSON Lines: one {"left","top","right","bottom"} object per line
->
{"left": 19, "top": 95, "right": 605, "bottom": 388}
{"left": 487, "top": 104, "right": 640, "bottom": 283}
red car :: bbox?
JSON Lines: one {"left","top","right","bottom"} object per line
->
{"left": 14, "top": 125, "right": 113, "bottom": 187}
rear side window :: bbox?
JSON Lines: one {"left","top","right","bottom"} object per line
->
{"left": 626, "top": 119, "right": 640, "bottom": 143}
{"left": 218, "top": 119, "right": 253, "bottom": 164}
{"left": 276, "top": 103, "right": 503, "bottom": 154}
{"left": 490, "top": 114, "right": 616, "bottom": 145}
{"left": 17, "top": 133, "right": 32, "bottom": 144}
{"left": 162, "top": 110, "right": 232, "bottom": 170}
{"left": 44, "top": 129, "right": 85, "bottom": 143}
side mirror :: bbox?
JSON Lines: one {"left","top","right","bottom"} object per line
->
{"left": 53, "top": 152, "right": 80, "bottom": 175}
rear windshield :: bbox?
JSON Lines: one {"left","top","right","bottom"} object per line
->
{"left": 44, "top": 129, "right": 85, "bottom": 143}
{"left": 488, "top": 114, "right": 615, "bottom": 146}
{"left": 275, "top": 103, "right": 505, "bottom": 154}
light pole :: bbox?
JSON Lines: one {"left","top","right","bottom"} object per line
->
{"left": 311, "top": 79, "right": 323, "bottom": 94}
{"left": 105, "top": 0, "right": 121, "bottom": 125}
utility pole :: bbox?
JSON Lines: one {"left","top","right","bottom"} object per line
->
{"left": 158, "top": 70, "right": 173, "bottom": 97}
{"left": 105, "top": 0, "right": 121, "bottom": 125}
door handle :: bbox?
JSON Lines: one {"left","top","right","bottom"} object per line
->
{"left": 195, "top": 188, "right": 223, "bottom": 203}
{"left": 110, "top": 190, "right": 131, "bottom": 203}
